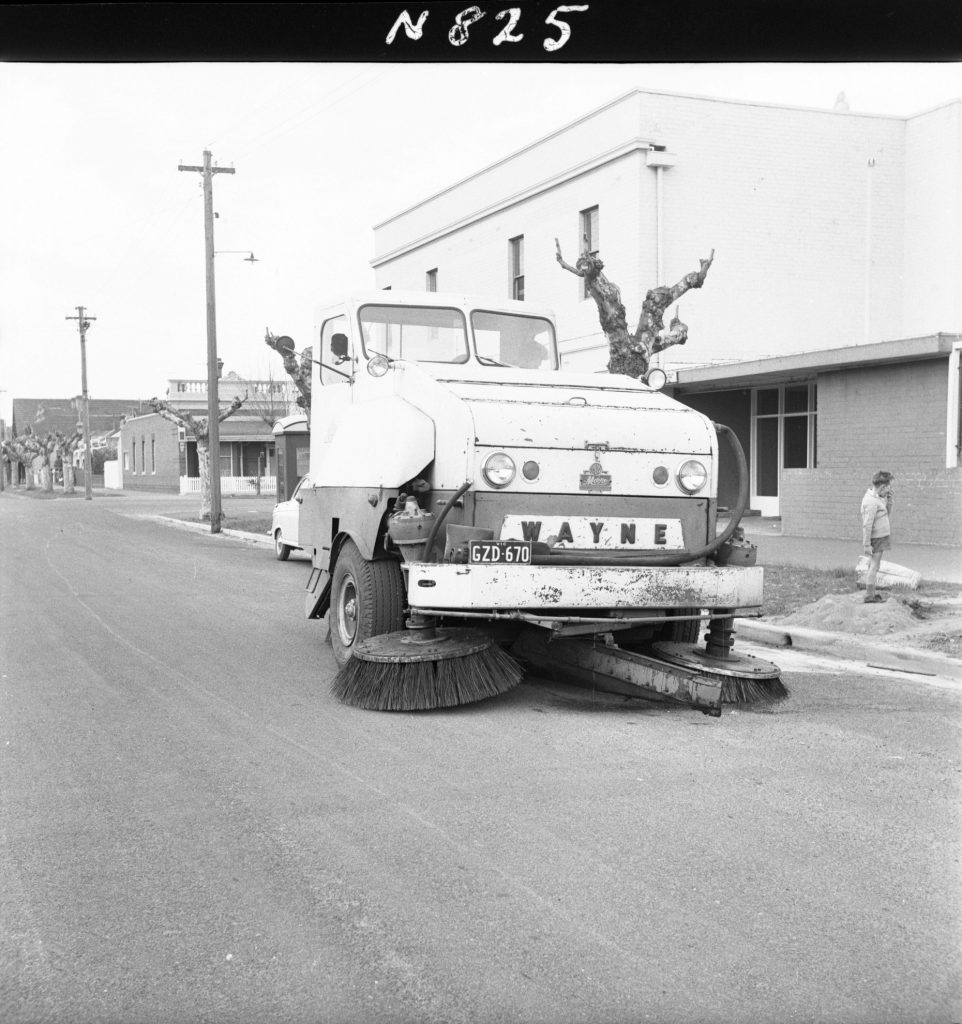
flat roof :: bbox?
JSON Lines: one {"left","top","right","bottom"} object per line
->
{"left": 671, "top": 334, "right": 961, "bottom": 392}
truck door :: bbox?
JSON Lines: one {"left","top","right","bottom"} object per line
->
{"left": 310, "top": 313, "right": 355, "bottom": 481}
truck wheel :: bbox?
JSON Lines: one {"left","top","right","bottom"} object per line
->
{"left": 665, "top": 607, "right": 702, "bottom": 645}
{"left": 274, "top": 529, "right": 292, "bottom": 561}
{"left": 616, "top": 607, "right": 702, "bottom": 653}
{"left": 329, "top": 539, "right": 405, "bottom": 667}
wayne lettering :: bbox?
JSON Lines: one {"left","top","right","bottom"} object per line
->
{"left": 501, "top": 516, "right": 683, "bottom": 550}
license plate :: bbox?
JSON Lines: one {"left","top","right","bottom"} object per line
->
{"left": 468, "top": 540, "right": 533, "bottom": 564}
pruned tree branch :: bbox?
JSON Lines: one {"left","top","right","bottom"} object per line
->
{"left": 555, "top": 238, "right": 715, "bottom": 378}
{"left": 265, "top": 329, "right": 312, "bottom": 417}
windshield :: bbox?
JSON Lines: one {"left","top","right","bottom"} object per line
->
{"left": 471, "top": 310, "right": 558, "bottom": 370}
{"left": 358, "top": 304, "right": 469, "bottom": 364}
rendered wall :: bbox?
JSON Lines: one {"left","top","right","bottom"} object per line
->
{"left": 371, "top": 90, "right": 955, "bottom": 369}
{"left": 903, "top": 103, "right": 962, "bottom": 336}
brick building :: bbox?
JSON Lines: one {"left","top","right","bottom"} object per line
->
{"left": 668, "top": 335, "right": 962, "bottom": 547}
{"left": 9, "top": 397, "right": 149, "bottom": 484}
{"left": 368, "top": 88, "right": 962, "bottom": 545}
{"left": 117, "top": 371, "right": 296, "bottom": 494}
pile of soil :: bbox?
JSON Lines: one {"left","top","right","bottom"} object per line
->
{"left": 770, "top": 592, "right": 962, "bottom": 656}
{"left": 773, "top": 592, "right": 920, "bottom": 636}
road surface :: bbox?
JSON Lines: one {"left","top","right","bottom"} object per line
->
{"left": 1, "top": 493, "right": 960, "bottom": 1023}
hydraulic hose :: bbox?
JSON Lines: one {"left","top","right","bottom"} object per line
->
{"left": 530, "top": 422, "right": 749, "bottom": 567}
{"left": 423, "top": 479, "right": 472, "bottom": 563}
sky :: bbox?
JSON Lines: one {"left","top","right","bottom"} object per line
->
{"left": 2, "top": 59, "right": 961, "bottom": 424}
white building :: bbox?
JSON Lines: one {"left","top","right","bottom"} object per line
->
{"left": 371, "top": 88, "right": 961, "bottom": 371}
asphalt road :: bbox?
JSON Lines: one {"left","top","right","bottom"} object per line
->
{"left": 1, "top": 493, "right": 960, "bottom": 1024}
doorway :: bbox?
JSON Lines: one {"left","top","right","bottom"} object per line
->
{"left": 751, "top": 383, "right": 817, "bottom": 517}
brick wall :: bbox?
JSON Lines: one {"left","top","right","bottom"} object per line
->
{"left": 781, "top": 358, "right": 962, "bottom": 546}
{"left": 119, "top": 414, "right": 181, "bottom": 492}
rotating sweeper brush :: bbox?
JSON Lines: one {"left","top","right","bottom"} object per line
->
{"left": 330, "top": 625, "right": 524, "bottom": 712}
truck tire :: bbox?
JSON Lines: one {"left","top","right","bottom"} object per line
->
{"left": 617, "top": 607, "right": 702, "bottom": 653}
{"left": 665, "top": 607, "right": 702, "bottom": 645}
{"left": 329, "top": 539, "right": 405, "bottom": 667}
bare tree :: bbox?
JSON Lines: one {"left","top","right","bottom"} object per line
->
{"left": 555, "top": 239, "right": 715, "bottom": 379}
{"left": 265, "top": 330, "right": 312, "bottom": 421}
{"left": 243, "top": 369, "right": 291, "bottom": 430}
{"left": 2, "top": 434, "right": 38, "bottom": 489}
{"left": 148, "top": 394, "right": 246, "bottom": 522}
{"left": 58, "top": 426, "right": 84, "bottom": 493}
{"left": 17, "top": 427, "right": 45, "bottom": 490}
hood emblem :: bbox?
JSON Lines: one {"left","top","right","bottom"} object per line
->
{"left": 580, "top": 445, "right": 612, "bottom": 492}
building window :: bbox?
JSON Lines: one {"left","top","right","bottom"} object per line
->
{"left": 123, "top": 451, "right": 129, "bottom": 471}
{"left": 509, "top": 235, "right": 524, "bottom": 300}
{"left": 751, "top": 382, "right": 817, "bottom": 513}
{"left": 131, "top": 439, "right": 136, "bottom": 474}
{"left": 140, "top": 438, "right": 145, "bottom": 474}
{"left": 426, "top": 268, "right": 438, "bottom": 292}
{"left": 150, "top": 436, "right": 156, "bottom": 473}
{"left": 579, "top": 206, "right": 599, "bottom": 299}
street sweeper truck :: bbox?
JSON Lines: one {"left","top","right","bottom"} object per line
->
{"left": 294, "top": 290, "right": 784, "bottom": 716}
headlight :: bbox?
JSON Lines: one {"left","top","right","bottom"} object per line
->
{"left": 676, "top": 459, "right": 708, "bottom": 493}
{"left": 481, "top": 452, "right": 516, "bottom": 488}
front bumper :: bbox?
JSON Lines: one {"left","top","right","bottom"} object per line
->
{"left": 405, "top": 563, "right": 763, "bottom": 612}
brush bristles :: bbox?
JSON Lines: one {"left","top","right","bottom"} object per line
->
{"left": 721, "top": 675, "right": 789, "bottom": 705}
{"left": 331, "top": 642, "right": 524, "bottom": 711}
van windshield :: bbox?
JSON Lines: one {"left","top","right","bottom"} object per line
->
{"left": 359, "top": 305, "right": 469, "bottom": 364}
{"left": 471, "top": 310, "right": 558, "bottom": 370}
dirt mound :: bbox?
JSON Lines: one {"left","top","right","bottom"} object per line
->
{"left": 773, "top": 592, "right": 920, "bottom": 636}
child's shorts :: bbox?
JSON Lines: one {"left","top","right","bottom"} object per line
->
{"left": 870, "top": 535, "right": 891, "bottom": 553}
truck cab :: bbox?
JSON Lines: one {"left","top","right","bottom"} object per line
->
{"left": 300, "top": 290, "right": 763, "bottom": 668}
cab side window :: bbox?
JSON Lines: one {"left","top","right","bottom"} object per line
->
{"left": 319, "top": 315, "right": 353, "bottom": 386}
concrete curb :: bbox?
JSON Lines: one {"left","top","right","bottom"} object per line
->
{"left": 736, "top": 618, "right": 962, "bottom": 682}
{"left": 134, "top": 514, "right": 274, "bottom": 548}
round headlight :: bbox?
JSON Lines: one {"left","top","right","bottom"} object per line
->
{"left": 644, "top": 367, "right": 667, "bottom": 391}
{"left": 676, "top": 459, "right": 708, "bottom": 493}
{"left": 482, "top": 452, "right": 516, "bottom": 488}
{"left": 367, "top": 354, "right": 391, "bottom": 377}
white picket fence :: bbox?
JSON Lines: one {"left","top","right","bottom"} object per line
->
{"left": 180, "top": 475, "right": 277, "bottom": 496}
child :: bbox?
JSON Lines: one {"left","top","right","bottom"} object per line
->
{"left": 860, "top": 470, "right": 894, "bottom": 603}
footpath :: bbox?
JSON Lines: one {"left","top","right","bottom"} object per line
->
{"left": 733, "top": 516, "right": 962, "bottom": 683}
{"left": 7, "top": 489, "right": 961, "bottom": 683}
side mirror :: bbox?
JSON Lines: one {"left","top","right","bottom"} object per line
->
{"left": 331, "top": 333, "right": 350, "bottom": 363}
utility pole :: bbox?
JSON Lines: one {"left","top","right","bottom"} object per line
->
{"left": 65, "top": 307, "right": 96, "bottom": 500}
{"left": 0, "top": 388, "right": 7, "bottom": 493}
{"left": 178, "top": 150, "right": 235, "bottom": 533}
